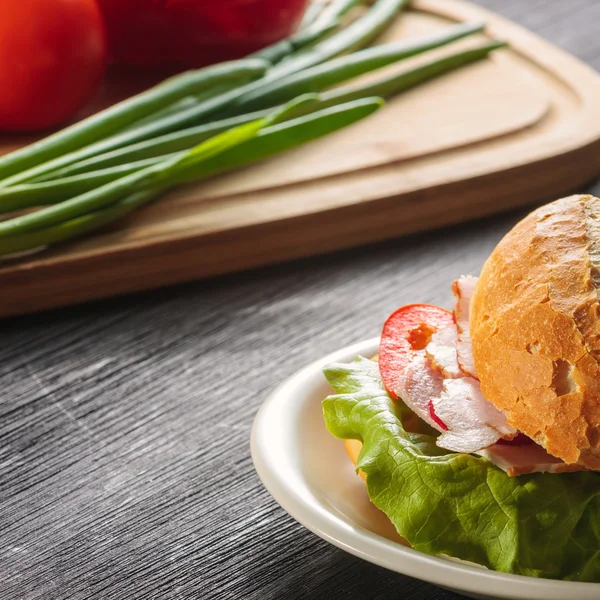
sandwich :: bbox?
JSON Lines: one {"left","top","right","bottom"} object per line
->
{"left": 322, "top": 194, "right": 600, "bottom": 581}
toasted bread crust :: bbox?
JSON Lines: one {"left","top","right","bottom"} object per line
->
{"left": 470, "top": 195, "right": 600, "bottom": 468}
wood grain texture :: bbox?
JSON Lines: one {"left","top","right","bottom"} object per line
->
{"left": 1, "top": 2, "right": 600, "bottom": 600}
{"left": 3, "top": 0, "right": 600, "bottom": 317}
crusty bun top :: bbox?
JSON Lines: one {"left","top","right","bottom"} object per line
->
{"left": 471, "top": 195, "right": 600, "bottom": 468}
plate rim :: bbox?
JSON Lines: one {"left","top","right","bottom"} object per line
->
{"left": 250, "top": 337, "right": 600, "bottom": 599}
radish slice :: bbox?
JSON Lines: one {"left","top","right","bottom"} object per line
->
{"left": 379, "top": 304, "right": 454, "bottom": 399}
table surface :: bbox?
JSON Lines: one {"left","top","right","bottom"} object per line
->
{"left": 3, "top": 2, "right": 600, "bottom": 599}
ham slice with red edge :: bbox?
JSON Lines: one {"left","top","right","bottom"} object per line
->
{"left": 398, "top": 330, "right": 516, "bottom": 453}
{"left": 433, "top": 378, "right": 516, "bottom": 453}
{"left": 397, "top": 353, "right": 445, "bottom": 431}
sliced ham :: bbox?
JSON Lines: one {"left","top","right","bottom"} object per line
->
{"left": 425, "top": 326, "right": 462, "bottom": 379}
{"left": 433, "top": 378, "right": 517, "bottom": 453}
{"left": 452, "top": 276, "right": 478, "bottom": 379}
{"left": 396, "top": 322, "right": 516, "bottom": 454}
{"left": 397, "top": 353, "right": 445, "bottom": 432}
{"left": 477, "top": 442, "right": 585, "bottom": 476}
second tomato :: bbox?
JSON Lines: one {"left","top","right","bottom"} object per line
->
{"left": 97, "top": 0, "right": 310, "bottom": 70}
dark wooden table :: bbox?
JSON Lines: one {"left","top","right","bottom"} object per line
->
{"left": 2, "top": 2, "right": 600, "bottom": 599}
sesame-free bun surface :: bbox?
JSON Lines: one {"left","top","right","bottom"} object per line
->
{"left": 470, "top": 195, "right": 600, "bottom": 468}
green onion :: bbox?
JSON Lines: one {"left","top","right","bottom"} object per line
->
{"left": 0, "top": 98, "right": 383, "bottom": 256}
{"left": 231, "top": 20, "right": 485, "bottom": 112}
{"left": 312, "top": 0, "right": 365, "bottom": 27}
{"left": 10, "top": 41, "right": 505, "bottom": 198}
{"left": 258, "top": 0, "right": 369, "bottom": 65}
{"left": 0, "top": 120, "right": 266, "bottom": 236}
{"left": 317, "top": 40, "right": 507, "bottom": 109}
{"left": 126, "top": 88, "right": 222, "bottom": 130}
{"left": 0, "top": 189, "right": 161, "bottom": 258}
{"left": 39, "top": 111, "right": 272, "bottom": 181}
{"left": 271, "top": 0, "right": 409, "bottom": 77}
{"left": 0, "top": 0, "right": 508, "bottom": 259}
{"left": 0, "top": 95, "right": 321, "bottom": 234}
{"left": 115, "top": 0, "right": 387, "bottom": 136}
{"left": 169, "top": 98, "right": 385, "bottom": 184}
{"left": 300, "top": 0, "right": 329, "bottom": 29}
{"left": 36, "top": 95, "right": 321, "bottom": 182}
{"left": 0, "top": 78, "right": 270, "bottom": 188}
{"left": 4, "top": 19, "right": 483, "bottom": 188}
{"left": 0, "top": 59, "right": 268, "bottom": 183}
{"left": 254, "top": 19, "right": 341, "bottom": 65}
{"left": 0, "top": 155, "right": 177, "bottom": 213}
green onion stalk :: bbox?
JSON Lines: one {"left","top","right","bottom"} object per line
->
{"left": 0, "top": 39, "right": 505, "bottom": 214}
{"left": 0, "top": 98, "right": 384, "bottom": 256}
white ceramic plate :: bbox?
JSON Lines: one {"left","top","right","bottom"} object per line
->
{"left": 251, "top": 338, "right": 600, "bottom": 600}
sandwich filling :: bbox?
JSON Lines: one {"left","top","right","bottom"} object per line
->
{"left": 395, "top": 276, "right": 585, "bottom": 476}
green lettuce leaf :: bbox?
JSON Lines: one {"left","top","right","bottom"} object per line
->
{"left": 322, "top": 356, "right": 600, "bottom": 581}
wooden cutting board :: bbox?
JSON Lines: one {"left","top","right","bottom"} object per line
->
{"left": 2, "top": 0, "right": 600, "bottom": 318}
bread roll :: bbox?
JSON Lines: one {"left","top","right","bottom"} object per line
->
{"left": 471, "top": 194, "right": 600, "bottom": 468}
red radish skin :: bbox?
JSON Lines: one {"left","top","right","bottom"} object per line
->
{"left": 379, "top": 304, "right": 454, "bottom": 399}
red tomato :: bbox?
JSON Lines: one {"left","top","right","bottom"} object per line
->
{"left": 0, "top": 0, "right": 107, "bottom": 132}
{"left": 97, "top": 0, "right": 310, "bottom": 70}
{"left": 379, "top": 304, "right": 454, "bottom": 399}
